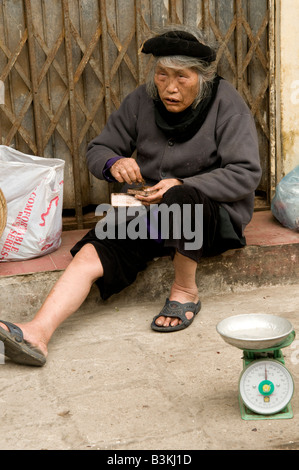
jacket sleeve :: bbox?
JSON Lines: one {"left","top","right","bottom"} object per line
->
{"left": 182, "top": 113, "right": 262, "bottom": 202}
{"left": 85, "top": 92, "right": 138, "bottom": 180}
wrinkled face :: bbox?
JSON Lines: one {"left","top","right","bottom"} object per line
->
{"left": 154, "top": 65, "right": 199, "bottom": 113}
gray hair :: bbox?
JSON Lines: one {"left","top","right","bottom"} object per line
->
{"left": 145, "top": 24, "right": 218, "bottom": 108}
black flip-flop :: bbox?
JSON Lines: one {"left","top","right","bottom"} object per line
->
{"left": 0, "top": 320, "right": 46, "bottom": 366}
{"left": 151, "top": 298, "right": 201, "bottom": 332}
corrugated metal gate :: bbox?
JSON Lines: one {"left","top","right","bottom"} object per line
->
{"left": 0, "top": 0, "right": 276, "bottom": 229}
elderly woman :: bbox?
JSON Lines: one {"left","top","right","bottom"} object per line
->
{"left": 0, "top": 26, "right": 261, "bottom": 366}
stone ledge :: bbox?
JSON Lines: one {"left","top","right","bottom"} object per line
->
{"left": 1, "top": 242, "right": 299, "bottom": 319}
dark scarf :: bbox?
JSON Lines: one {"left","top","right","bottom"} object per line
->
{"left": 154, "top": 75, "right": 222, "bottom": 142}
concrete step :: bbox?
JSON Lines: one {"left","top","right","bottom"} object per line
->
{"left": 1, "top": 211, "right": 299, "bottom": 319}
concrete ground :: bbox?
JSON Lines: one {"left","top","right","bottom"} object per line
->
{"left": 1, "top": 282, "right": 299, "bottom": 450}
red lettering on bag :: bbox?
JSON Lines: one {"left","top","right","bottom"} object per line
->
{"left": 41, "top": 242, "right": 54, "bottom": 251}
{"left": 39, "top": 196, "right": 59, "bottom": 226}
{"left": 0, "top": 190, "right": 37, "bottom": 257}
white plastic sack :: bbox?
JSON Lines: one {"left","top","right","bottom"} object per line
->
{"left": 0, "top": 145, "right": 65, "bottom": 261}
{"left": 271, "top": 165, "right": 299, "bottom": 231}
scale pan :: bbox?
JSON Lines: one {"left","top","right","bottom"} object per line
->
{"left": 216, "top": 314, "right": 294, "bottom": 350}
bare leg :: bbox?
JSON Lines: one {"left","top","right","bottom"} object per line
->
{"left": 0, "top": 244, "right": 103, "bottom": 356}
{"left": 154, "top": 251, "right": 199, "bottom": 328}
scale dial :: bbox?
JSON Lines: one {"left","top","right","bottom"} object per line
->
{"left": 239, "top": 359, "right": 294, "bottom": 415}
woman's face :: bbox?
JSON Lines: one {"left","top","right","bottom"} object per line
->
{"left": 154, "top": 65, "right": 199, "bottom": 113}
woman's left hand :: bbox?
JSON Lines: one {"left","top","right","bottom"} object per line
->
{"left": 135, "top": 178, "right": 182, "bottom": 205}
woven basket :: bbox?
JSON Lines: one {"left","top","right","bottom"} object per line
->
{"left": 0, "top": 188, "right": 7, "bottom": 239}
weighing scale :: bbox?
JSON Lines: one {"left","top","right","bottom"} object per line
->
{"left": 216, "top": 314, "right": 295, "bottom": 421}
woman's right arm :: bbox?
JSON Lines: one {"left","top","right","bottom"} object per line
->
{"left": 86, "top": 90, "right": 139, "bottom": 181}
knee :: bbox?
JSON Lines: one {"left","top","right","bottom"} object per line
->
{"left": 72, "top": 243, "right": 103, "bottom": 281}
{"left": 163, "top": 184, "right": 184, "bottom": 204}
{"left": 163, "top": 184, "right": 201, "bottom": 205}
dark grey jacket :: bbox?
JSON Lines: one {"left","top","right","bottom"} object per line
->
{"left": 86, "top": 80, "right": 262, "bottom": 236}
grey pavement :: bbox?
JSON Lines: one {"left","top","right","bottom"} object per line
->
{"left": 1, "top": 282, "right": 299, "bottom": 450}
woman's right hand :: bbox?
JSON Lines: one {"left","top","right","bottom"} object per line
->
{"left": 110, "top": 157, "right": 144, "bottom": 185}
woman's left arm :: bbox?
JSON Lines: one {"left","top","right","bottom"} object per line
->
{"left": 181, "top": 113, "right": 262, "bottom": 202}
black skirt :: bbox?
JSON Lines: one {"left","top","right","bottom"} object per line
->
{"left": 70, "top": 185, "right": 244, "bottom": 300}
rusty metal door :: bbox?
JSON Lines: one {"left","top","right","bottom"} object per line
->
{"left": 0, "top": 0, "right": 275, "bottom": 228}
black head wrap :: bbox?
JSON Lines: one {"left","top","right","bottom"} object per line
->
{"left": 141, "top": 30, "right": 216, "bottom": 63}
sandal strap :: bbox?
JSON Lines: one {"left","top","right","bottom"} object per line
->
{"left": 159, "top": 298, "right": 200, "bottom": 323}
{"left": 0, "top": 320, "right": 23, "bottom": 343}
